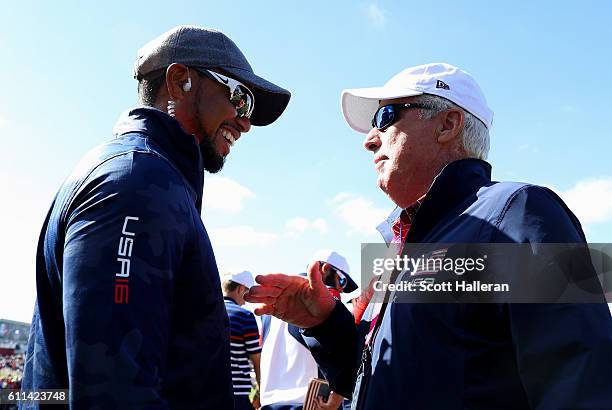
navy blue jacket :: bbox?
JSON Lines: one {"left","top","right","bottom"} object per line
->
{"left": 21, "top": 107, "right": 233, "bottom": 409}
{"left": 303, "top": 159, "right": 612, "bottom": 410}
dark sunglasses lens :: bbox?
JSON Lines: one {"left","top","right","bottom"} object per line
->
{"left": 231, "top": 85, "right": 253, "bottom": 118}
{"left": 374, "top": 105, "right": 396, "bottom": 129}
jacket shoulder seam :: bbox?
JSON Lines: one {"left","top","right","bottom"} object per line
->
{"left": 493, "top": 183, "right": 536, "bottom": 229}
{"left": 62, "top": 148, "right": 181, "bottom": 225}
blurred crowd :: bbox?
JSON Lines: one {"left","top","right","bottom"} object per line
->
{"left": 0, "top": 354, "right": 24, "bottom": 390}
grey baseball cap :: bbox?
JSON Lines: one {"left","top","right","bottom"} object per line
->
{"left": 134, "top": 25, "right": 291, "bottom": 126}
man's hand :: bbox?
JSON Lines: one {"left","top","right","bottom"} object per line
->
{"left": 251, "top": 390, "right": 261, "bottom": 410}
{"left": 315, "top": 391, "right": 345, "bottom": 410}
{"left": 244, "top": 261, "right": 336, "bottom": 328}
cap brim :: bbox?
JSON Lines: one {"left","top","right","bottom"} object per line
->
{"left": 341, "top": 87, "right": 423, "bottom": 133}
{"left": 222, "top": 67, "right": 291, "bottom": 126}
{"left": 343, "top": 275, "right": 358, "bottom": 293}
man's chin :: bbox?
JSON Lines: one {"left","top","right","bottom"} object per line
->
{"left": 199, "top": 142, "right": 225, "bottom": 173}
{"left": 203, "top": 154, "right": 225, "bottom": 173}
{"left": 379, "top": 179, "right": 409, "bottom": 208}
{"left": 204, "top": 160, "right": 224, "bottom": 173}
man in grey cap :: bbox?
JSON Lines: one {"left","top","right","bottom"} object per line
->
{"left": 21, "top": 25, "right": 289, "bottom": 409}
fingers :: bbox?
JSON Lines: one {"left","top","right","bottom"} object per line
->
{"left": 247, "top": 285, "right": 283, "bottom": 299}
{"left": 254, "top": 273, "right": 296, "bottom": 287}
{"left": 251, "top": 303, "right": 290, "bottom": 321}
{"left": 245, "top": 280, "right": 286, "bottom": 306}
{"left": 244, "top": 295, "right": 278, "bottom": 305}
{"left": 252, "top": 304, "right": 274, "bottom": 316}
{"left": 250, "top": 299, "right": 291, "bottom": 321}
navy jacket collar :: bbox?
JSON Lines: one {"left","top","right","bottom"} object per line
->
{"left": 223, "top": 296, "right": 239, "bottom": 305}
{"left": 113, "top": 107, "right": 205, "bottom": 208}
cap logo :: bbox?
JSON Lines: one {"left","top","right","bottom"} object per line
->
{"left": 210, "top": 71, "right": 229, "bottom": 84}
{"left": 436, "top": 80, "right": 450, "bottom": 90}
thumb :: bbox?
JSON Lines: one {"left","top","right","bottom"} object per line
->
{"left": 307, "top": 261, "right": 327, "bottom": 293}
{"left": 306, "top": 261, "right": 337, "bottom": 322}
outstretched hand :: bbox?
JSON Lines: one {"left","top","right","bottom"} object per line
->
{"left": 244, "top": 261, "right": 336, "bottom": 328}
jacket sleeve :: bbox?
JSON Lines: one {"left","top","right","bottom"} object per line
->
{"left": 60, "top": 153, "right": 190, "bottom": 408}
{"left": 496, "top": 185, "right": 612, "bottom": 409}
{"left": 300, "top": 299, "right": 360, "bottom": 398}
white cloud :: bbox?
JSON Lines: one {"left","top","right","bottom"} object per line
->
{"left": 286, "top": 217, "right": 328, "bottom": 236}
{"left": 331, "top": 192, "right": 354, "bottom": 203}
{"left": 203, "top": 176, "right": 254, "bottom": 214}
{"left": 366, "top": 4, "right": 386, "bottom": 27}
{"left": 0, "top": 172, "right": 55, "bottom": 322}
{"left": 208, "top": 225, "right": 278, "bottom": 248}
{"left": 311, "top": 219, "right": 328, "bottom": 233}
{"left": 557, "top": 177, "right": 612, "bottom": 225}
{"left": 332, "top": 192, "right": 390, "bottom": 236}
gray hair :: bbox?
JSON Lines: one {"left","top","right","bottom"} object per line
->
{"left": 413, "top": 94, "right": 490, "bottom": 160}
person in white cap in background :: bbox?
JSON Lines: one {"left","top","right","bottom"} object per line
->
{"left": 222, "top": 271, "right": 262, "bottom": 410}
{"left": 310, "top": 251, "right": 356, "bottom": 410}
{"left": 259, "top": 251, "right": 358, "bottom": 410}
{"left": 247, "top": 63, "right": 612, "bottom": 409}
{"left": 314, "top": 250, "right": 358, "bottom": 301}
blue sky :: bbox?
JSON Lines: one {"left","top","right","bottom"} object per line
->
{"left": 1, "top": 1, "right": 611, "bottom": 322}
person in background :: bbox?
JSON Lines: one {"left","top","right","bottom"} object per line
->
{"left": 260, "top": 251, "right": 358, "bottom": 410}
{"left": 315, "top": 250, "right": 358, "bottom": 301}
{"left": 223, "top": 271, "right": 262, "bottom": 410}
{"left": 309, "top": 251, "right": 357, "bottom": 410}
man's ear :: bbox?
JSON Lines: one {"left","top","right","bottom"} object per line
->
{"left": 436, "top": 109, "right": 464, "bottom": 144}
{"left": 165, "top": 63, "right": 191, "bottom": 101}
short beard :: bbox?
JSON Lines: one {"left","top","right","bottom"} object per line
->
{"left": 193, "top": 87, "right": 225, "bottom": 173}
{"left": 199, "top": 134, "right": 225, "bottom": 173}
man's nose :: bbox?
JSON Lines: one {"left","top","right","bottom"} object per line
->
{"left": 363, "top": 128, "right": 381, "bottom": 152}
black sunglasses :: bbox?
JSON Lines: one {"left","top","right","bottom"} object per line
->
{"left": 371, "top": 103, "right": 431, "bottom": 131}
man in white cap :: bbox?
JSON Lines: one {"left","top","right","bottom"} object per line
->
{"left": 222, "top": 271, "right": 262, "bottom": 410}
{"left": 247, "top": 63, "right": 612, "bottom": 409}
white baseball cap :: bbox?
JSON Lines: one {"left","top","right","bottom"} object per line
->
{"left": 313, "top": 250, "right": 350, "bottom": 275}
{"left": 341, "top": 62, "right": 493, "bottom": 133}
{"left": 224, "top": 270, "right": 255, "bottom": 289}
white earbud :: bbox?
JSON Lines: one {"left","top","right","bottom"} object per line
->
{"left": 183, "top": 67, "right": 192, "bottom": 92}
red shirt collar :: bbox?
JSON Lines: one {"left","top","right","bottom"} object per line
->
{"left": 392, "top": 195, "right": 425, "bottom": 246}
